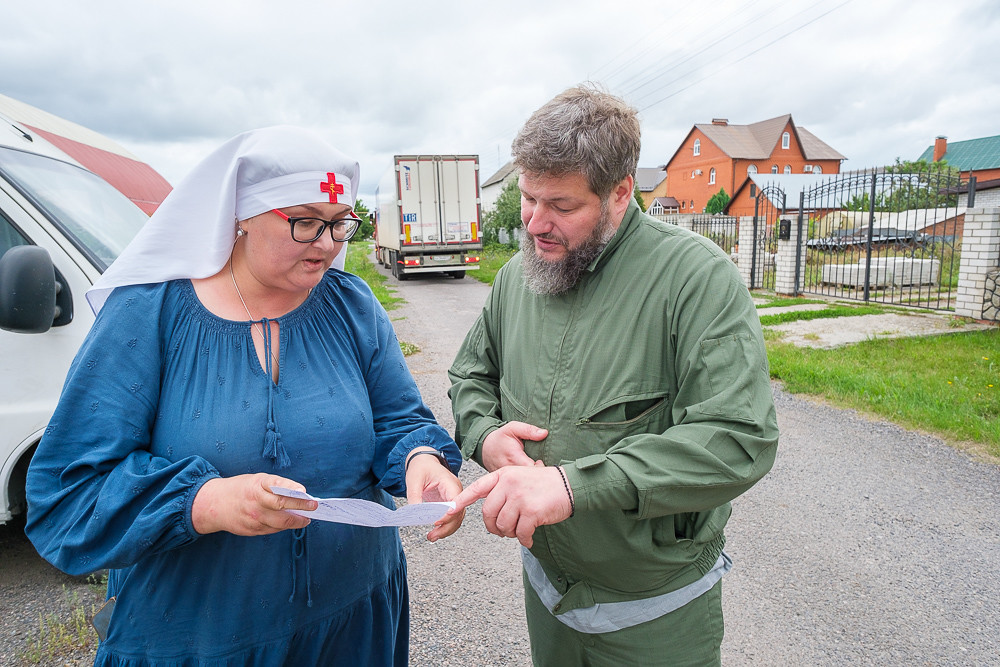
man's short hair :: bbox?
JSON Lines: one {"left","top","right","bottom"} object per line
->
{"left": 511, "top": 83, "right": 640, "bottom": 198}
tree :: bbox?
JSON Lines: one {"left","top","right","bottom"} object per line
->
{"left": 705, "top": 188, "right": 730, "bottom": 215}
{"left": 846, "top": 159, "right": 962, "bottom": 212}
{"left": 352, "top": 198, "right": 374, "bottom": 241}
{"left": 482, "top": 178, "right": 522, "bottom": 247}
{"left": 633, "top": 182, "right": 646, "bottom": 212}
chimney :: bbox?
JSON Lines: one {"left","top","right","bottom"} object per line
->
{"left": 712, "top": 118, "right": 728, "bottom": 126}
{"left": 933, "top": 136, "right": 947, "bottom": 162}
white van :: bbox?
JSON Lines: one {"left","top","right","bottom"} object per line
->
{"left": 0, "top": 122, "right": 150, "bottom": 523}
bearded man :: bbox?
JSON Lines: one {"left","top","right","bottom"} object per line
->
{"left": 446, "top": 84, "right": 779, "bottom": 667}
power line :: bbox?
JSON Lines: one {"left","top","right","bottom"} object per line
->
{"left": 637, "top": 0, "right": 853, "bottom": 112}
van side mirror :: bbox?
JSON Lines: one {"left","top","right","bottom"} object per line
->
{"left": 0, "top": 245, "right": 57, "bottom": 333}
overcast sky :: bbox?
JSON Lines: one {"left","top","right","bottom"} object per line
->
{"left": 3, "top": 0, "right": 998, "bottom": 203}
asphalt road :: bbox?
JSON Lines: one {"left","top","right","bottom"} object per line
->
{"left": 388, "top": 264, "right": 1000, "bottom": 667}
{"left": 2, "top": 261, "right": 998, "bottom": 666}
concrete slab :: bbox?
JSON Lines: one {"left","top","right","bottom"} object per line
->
{"left": 765, "top": 311, "right": 994, "bottom": 349}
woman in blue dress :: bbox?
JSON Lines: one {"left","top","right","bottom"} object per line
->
{"left": 25, "top": 126, "right": 464, "bottom": 666}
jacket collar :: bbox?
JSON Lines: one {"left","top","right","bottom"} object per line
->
{"left": 586, "top": 197, "right": 642, "bottom": 274}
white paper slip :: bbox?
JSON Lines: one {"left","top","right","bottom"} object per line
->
{"left": 270, "top": 487, "right": 455, "bottom": 527}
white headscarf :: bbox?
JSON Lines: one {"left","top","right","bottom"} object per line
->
{"left": 87, "top": 125, "right": 360, "bottom": 314}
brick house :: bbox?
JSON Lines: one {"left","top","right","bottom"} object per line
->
{"left": 918, "top": 134, "right": 1000, "bottom": 183}
{"left": 635, "top": 166, "right": 668, "bottom": 209}
{"left": 918, "top": 135, "right": 1000, "bottom": 207}
{"left": 662, "top": 114, "right": 845, "bottom": 213}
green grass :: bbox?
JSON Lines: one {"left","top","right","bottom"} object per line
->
{"left": 19, "top": 573, "right": 107, "bottom": 664}
{"left": 766, "top": 329, "right": 1000, "bottom": 458}
{"left": 472, "top": 243, "right": 517, "bottom": 285}
{"left": 755, "top": 296, "right": 827, "bottom": 309}
{"left": 345, "top": 242, "right": 403, "bottom": 311}
{"left": 757, "top": 305, "right": 887, "bottom": 326}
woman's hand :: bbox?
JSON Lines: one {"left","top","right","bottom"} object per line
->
{"left": 404, "top": 448, "right": 465, "bottom": 542}
{"left": 191, "top": 473, "right": 318, "bottom": 536}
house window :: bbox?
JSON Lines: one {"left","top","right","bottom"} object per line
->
{"left": 709, "top": 168, "right": 716, "bottom": 184}
{"left": 782, "top": 132, "right": 790, "bottom": 149}
{"left": 747, "top": 165, "right": 758, "bottom": 175}
{"left": 771, "top": 165, "right": 778, "bottom": 174}
{"left": 693, "top": 139, "right": 700, "bottom": 156}
{"left": 813, "top": 165, "right": 823, "bottom": 174}
{"left": 784, "top": 165, "right": 791, "bottom": 174}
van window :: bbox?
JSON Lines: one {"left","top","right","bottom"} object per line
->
{"left": 0, "top": 213, "right": 30, "bottom": 257}
{"left": 0, "top": 146, "right": 147, "bottom": 271}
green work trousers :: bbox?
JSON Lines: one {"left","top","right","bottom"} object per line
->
{"left": 524, "top": 574, "right": 724, "bottom": 667}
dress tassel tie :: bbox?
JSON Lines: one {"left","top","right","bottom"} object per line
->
{"left": 289, "top": 527, "right": 313, "bottom": 607}
{"left": 259, "top": 318, "right": 290, "bottom": 468}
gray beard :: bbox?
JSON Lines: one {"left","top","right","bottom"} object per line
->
{"left": 520, "top": 206, "right": 616, "bottom": 296}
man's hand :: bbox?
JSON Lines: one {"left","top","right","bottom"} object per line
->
{"left": 481, "top": 421, "right": 549, "bottom": 472}
{"left": 446, "top": 465, "right": 573, "bottom": 548}
{"left": 404, "top": 448, "right": 465, "bottom": 542}
{"left": 191, "top": 473, "right": 318, "bottom": 536}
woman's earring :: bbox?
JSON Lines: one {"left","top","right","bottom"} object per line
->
{"left": 236, "top": 227, "right": 246, "bottom": 237}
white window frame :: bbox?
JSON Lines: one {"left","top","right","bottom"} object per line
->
{"left": 693, "top": 139, "right": 701, "bottom": 156}
{"left": 747, "top": 164, "right": 758, "bottom": 175}
{"left": 783, "top": 165, "right": 791, "bottom": 174}
{"left": 782, "top": 132, "right": 790, "bottom": 149}
{"left": 709, "top": 168, "right": 716, "bottom": 185}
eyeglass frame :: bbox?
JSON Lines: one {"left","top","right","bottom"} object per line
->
{"left": 271, "top": 208, "right": 361, "bottom": 243}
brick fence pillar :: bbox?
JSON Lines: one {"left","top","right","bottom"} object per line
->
{"left": 736, "top": 216, "right": 759, "bottom": 288}
{"left": 775, "top": 215, "right": 808, "bottom": 296}
{"left": 954, "top": 207, "right": 1000, "bottom": 320}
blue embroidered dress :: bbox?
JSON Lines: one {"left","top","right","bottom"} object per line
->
{"left": 25, "top": 270, "right": 460, "bottom": 666}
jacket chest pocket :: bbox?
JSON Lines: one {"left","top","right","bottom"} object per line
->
{"left": 575, "top": 391, "right": 672, "bottom": 441}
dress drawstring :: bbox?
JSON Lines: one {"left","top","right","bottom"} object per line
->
{"left": 259, "top": 318, "right": 290, "bottom": 468}
{"left": 289, "top": 527, "right": 313, "bottom": 607}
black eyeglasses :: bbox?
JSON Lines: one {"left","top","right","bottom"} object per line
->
{"left": 272, "top": 209, "right": 360, "bottom": 243}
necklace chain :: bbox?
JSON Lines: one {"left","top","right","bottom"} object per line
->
{"left": 230, "top": 260, "right": 279, "bottom": 369}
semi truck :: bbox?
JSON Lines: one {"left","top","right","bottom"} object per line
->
{"left": 374, "top": 154, "right": 482, "bottom": 280}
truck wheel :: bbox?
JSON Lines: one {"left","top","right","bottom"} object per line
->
{"left": 452, "top": 271, "right": 466, "bottom": 280}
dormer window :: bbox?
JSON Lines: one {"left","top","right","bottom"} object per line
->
{"left": 693, "top": 139, "right": 701, "bottom": 156}
{"left": 781, "top": 132, "right": 790, "bottom": 149}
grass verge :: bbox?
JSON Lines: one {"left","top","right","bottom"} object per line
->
{"left": 766, "top": 328, "right": 1000, "bottom": 459}
{"left": 345, "top": 242, "right": 403, "bottom": 311}
{"left": 471, "top": 244, "right": 517, "bottom": 285}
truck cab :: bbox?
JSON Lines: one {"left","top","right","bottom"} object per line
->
{"left": 0, "top": 123, "right": 149, "bottom": 523}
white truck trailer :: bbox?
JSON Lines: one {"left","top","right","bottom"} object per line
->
{"left": 374, "top": 155, "right": 482, "bottom": 280}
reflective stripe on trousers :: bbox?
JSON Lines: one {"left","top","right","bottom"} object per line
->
{"left": 521, "top": 546, "right": 732, "bottom": 634}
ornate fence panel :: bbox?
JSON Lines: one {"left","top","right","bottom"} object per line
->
{"left": 690, "top": 214, "right": 738, "bottom": 254}
{"left": 748, "top": 185, "right": 783, "bottom": 290}
{"left": 797, "top": 166, "right": 971, "bottom": 311}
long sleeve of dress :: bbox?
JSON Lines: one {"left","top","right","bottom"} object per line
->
{"left": 362, "top": 295, "right": 461, "bottom": 497}
{"left": 25, "top": 284, "right": 220, "bottom": 576}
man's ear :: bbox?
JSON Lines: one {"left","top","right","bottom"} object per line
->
{"left": 611, "top": 174, "right": 635, "bottom": 215}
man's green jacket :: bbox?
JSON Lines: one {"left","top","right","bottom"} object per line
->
{"left": 448, "top": 201, "right": 779, "bottom": 612}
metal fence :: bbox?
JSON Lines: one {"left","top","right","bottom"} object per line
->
{"left": 797, "top": 165, "right": 973, "bottom": 311}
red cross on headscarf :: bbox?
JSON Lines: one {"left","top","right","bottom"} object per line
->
{"left": 320, "top": 172, "right": 345, "bottom": 203}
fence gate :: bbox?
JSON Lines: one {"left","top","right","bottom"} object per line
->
{"left": 797, "top": 166, "right": 970, "bottom": 311}
{"left": 748, "top": 184, "right": 784, "bottom": 290}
